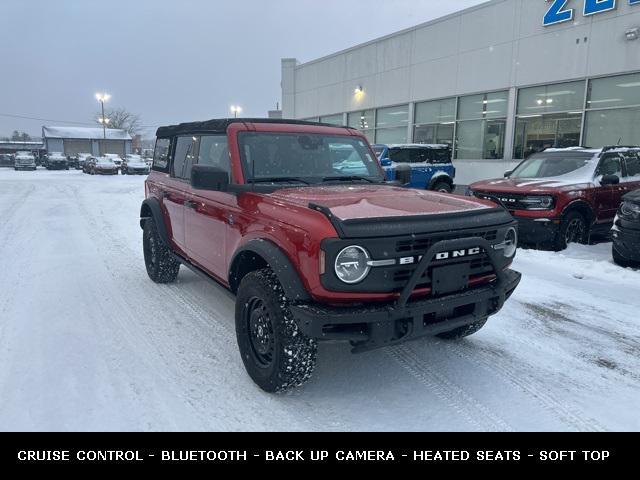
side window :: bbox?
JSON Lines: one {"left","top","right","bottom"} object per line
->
{"left": 432, "top": 148, "right": 452, "bottom": 164}
{"left": 408, "top": 149, "right": 428, "bottom": 164}
{"left": 152, "top": 138, "right": 171, "bottom": 172}
{"left": 172, "top": 136, "right": 197, "bottom": 180}
{"left": 623, "top": 153, "right": 640, "bottom": 178}
{"left": 389, "top": 148, "right": 410, "bottom": 163}
{"left": 197, "top": 135, "right": 230, "bottom": 172}
{"left": 597, "top": 155, "right": 623, "bottom": 178}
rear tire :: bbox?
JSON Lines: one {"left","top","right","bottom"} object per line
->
{"left": 143, "top": 218, "right": 180, "bottom": 284}
{"left": 235, "top": 269, "right": 317, "bottom": 393}
{"left": 437, "top": 318, "right": 488, "bottom": 340}
{"left": 431, "top": 181, "right": 453, "bottom": 193}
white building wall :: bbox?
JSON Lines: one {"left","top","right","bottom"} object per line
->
{"left": 282, "top": 0, "right": 640, "bottom": 184}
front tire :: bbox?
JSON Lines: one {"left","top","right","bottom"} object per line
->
{"left": 554, "top": 211, "right": 589, "bottom": 251}
{"left": 235, "top": 269, "right": 317, "bottom": 393}
{"left": 143, "top": 218, "right": 180, "bottom": 284}
{"left": 437, "top": 318, "right": 488, "bottom": 340}
{"left": 613, "top": 245, "right": 635, "bottom": 268}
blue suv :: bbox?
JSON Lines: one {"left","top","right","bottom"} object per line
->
{"left": 373, "top": 144, "right": 456, "bottom": 193}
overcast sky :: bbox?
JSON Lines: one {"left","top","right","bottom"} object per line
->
{"left": 0, "top": 0, "right": 485, "bottom": 138}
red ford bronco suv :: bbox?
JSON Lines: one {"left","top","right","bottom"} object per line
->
{"left": 470, "top": 147, "right": 640, "bottom": 251}
{"left": 140, "top": 119, "right": 521, "bottom": 392}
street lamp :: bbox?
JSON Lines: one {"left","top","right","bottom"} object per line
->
{"left": 230, "top": 105, "right": 242, "bottom": 118}
{"left": 95, "top": 92, "right": 111, "bottom": 139}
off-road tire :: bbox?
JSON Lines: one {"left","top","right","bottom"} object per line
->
{"left": 235, "top": 268, "right": 317, "bottom": 393}
{"left": 432, "top": 181, "right": 453, "bottom": 193}
{"left": 143, "top": 218, "right": 180, "bottom": 284}
{"left": 612, "top": 245, "right": 635, "bottom": 268}
{"left": 554, "top": 211, "right": 589, "bottom": 251}
{"left": 437, "top": 318, "right": 488, "bottom": 340}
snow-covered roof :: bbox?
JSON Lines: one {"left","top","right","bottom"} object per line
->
{"left": 376, "top": 143, "right": 450, "bottom": 149}
{"left": 42, "top": 126, "right": 131, "bottom": 141}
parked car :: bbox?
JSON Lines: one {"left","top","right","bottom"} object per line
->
{"left": 76, "top": 153, "right": 92, "bottom": 170}
{"left": 0, "top": 153, "right": 15, "bottom": 167}
{"left": 104, "top": 153, "right": 123, "bottom": 169}
{"left": 14, "top": 151, "right": 37, "bottom": 171}
{"left": 86, "top": 156, "right": 118, "bottom": 175}
{"left": 373, "top": 144, "right": 455, "bottom": 193}
{"left": 121, "top": 154, "right": 150, "bottom": 175}
{"left": 612, "top": 188, "right": 640, "bottom": 267}
{"left": 140, "top": 118, "right": 521, "bottom": 392}
{"left": 46, "top": 152, "right": 69, "bottom": 170}
{"left": 469, "top": 146, "right": 640, "bottom": 251}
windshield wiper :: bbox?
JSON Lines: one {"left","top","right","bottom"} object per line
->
{"left": 321, "top": 175, "right": 378, "bottom": 183}
{"left": 248, "top": 177, "right": 311, "bottom": 185}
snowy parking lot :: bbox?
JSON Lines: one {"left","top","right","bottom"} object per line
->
{"left": 0, "top": 168, "right": 638, "bottom": 432}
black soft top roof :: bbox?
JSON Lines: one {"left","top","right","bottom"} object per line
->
{"left": 156, "top": 118, "right": 348, "bottom": 138}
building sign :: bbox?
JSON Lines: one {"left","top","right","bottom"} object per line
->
{"left": 544, "top": 0, "right": 640, "bottom": 26}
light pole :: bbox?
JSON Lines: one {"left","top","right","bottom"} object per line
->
{"left": 230, "top": 105, "right": 242, "bottom": 118}
{"left": 95, "top": 93, "right": 111, "bottom": 139}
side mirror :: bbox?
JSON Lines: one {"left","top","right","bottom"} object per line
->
{"left": 191, "top": 165, "right": 230, "bottom": 192}
{"left": 601, "top": 174, "right": 620, "bottom": 186}
{"left": 504, "top": 170, "right": 513, "bottom": 178}
{"left": 380, "top": 158, "right": 392, "bottom": 167}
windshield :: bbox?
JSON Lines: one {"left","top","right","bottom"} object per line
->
{"left": 238, "top": 133, "right": 383, "bottom": 183}
{"left": 372, "top": 146, "right": 385, "bottom": 158}
{"left": 510, "top": 152, "right": 595, "bottom": 179}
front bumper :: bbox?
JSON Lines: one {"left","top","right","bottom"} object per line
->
{"left": 612, "top": 222, "right": 640, "bottom": 262}
{"left": 514, "top": 216, "right": 559, "bottom": 245}
{"left": 291, "top": 236, "right": 521, "bottom": 353}
{"left": 95, "top": 169, "right": 118, "bottom": 175}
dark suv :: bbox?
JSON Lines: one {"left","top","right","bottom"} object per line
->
{"left": 470, "top": 147, "right": 640, "bottom": 250}
{"left": 612, "top": 189, "right": 640, "bottom": 267}
{"left": 140, "top": 119, "right": 521, "bottom": 392}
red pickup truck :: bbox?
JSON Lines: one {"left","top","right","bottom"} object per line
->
{"left": 470, "top": 147, "right": 640, "bottom": 251}
{"left": 140, "top": 119, "right": 521, "bottom": 392}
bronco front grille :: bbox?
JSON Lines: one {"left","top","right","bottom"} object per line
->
{"left": 396, "top": 229, "right": 498, "bottom": 254}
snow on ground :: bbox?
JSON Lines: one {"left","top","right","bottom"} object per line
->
{"left": 0, "top": 168, "right": 638, "bottom": 432}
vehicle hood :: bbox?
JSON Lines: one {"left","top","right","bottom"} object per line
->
{"left": 127, "top": 162, "right": 148, "bottom": 168}
{"left": 471, "top": 177, "right": 592, "bottom": 194}
{"left": 267, "top": 185, "right": 493, "bottom": 221}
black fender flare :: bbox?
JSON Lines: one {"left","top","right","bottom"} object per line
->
{"left": 140, "top": 198, "right": 171, "bottom": 246}
{"left": 229, "top": 239, "right": 311, "bottom": 302}
{"left": 428, "top": 175, "right": 454, "bottom": 190}
{"left": 561, "top": 200, "right": 596, "bottom": 226}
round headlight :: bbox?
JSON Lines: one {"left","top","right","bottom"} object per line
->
{"left": 503, "top": 227, "right": 518, "bottom": 258}
{"left": 334, "top": 246, "right": 371, "bottom": 284}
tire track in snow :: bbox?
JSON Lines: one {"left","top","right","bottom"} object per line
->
{"left": 442, "top": 339, "right": 605, "bottom": 432}
{"left": 386, "top": 345, "right": 513, "bottom": 432}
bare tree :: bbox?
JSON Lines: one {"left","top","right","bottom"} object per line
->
{"left": 95, "top": 108, "right": 142, "bottom": 136}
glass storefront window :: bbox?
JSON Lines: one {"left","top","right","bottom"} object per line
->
{"left": 414, "top": 123, "right": 454, "bottom": 146}
{"left": 458, "top": 91, "right": 509, "bottom": 120}
{"left": 513, "top": 113, "right": 582, "bottom": 159}
{"left": 455, "top": 119, "right": 506, "bottom": 160}
{"left": 415, "top": 98, "right": 456, "bottom": 124}
{"left": 585, "top": 108, "right": 640, "bottom": 148}
{"left": 588, "top": 73, "right": 640, "bottom": 110}
{"left": 375, "top": 127, "right": 408, "bottom": 145}
{"left": 517, "top": 81, "right": 585, "bottom": 115}
{"left": 376, "top": 105, "right": 409, "bottom": 128}
{"left": 347, "top": 110, "right": 375, "bottom": 130}
{"left": 319, "top": 114, "right": 344, "bottom": 126}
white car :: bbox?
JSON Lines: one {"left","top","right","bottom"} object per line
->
{"left": 14, "top": 151, "right": 36, "bottom": 171}
{"left": 103, "top": 154, "right": 123, "bottom": 168}
{"left": 121, "top": 154, "right": 150, "bottom": 175}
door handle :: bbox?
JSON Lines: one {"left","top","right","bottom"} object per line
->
{"left": 184, "top": 200, "right": 197, "bottom": 209}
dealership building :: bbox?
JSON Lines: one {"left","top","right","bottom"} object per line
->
{"left": 281, "top": 0, "right": 640, "bottom": 184}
